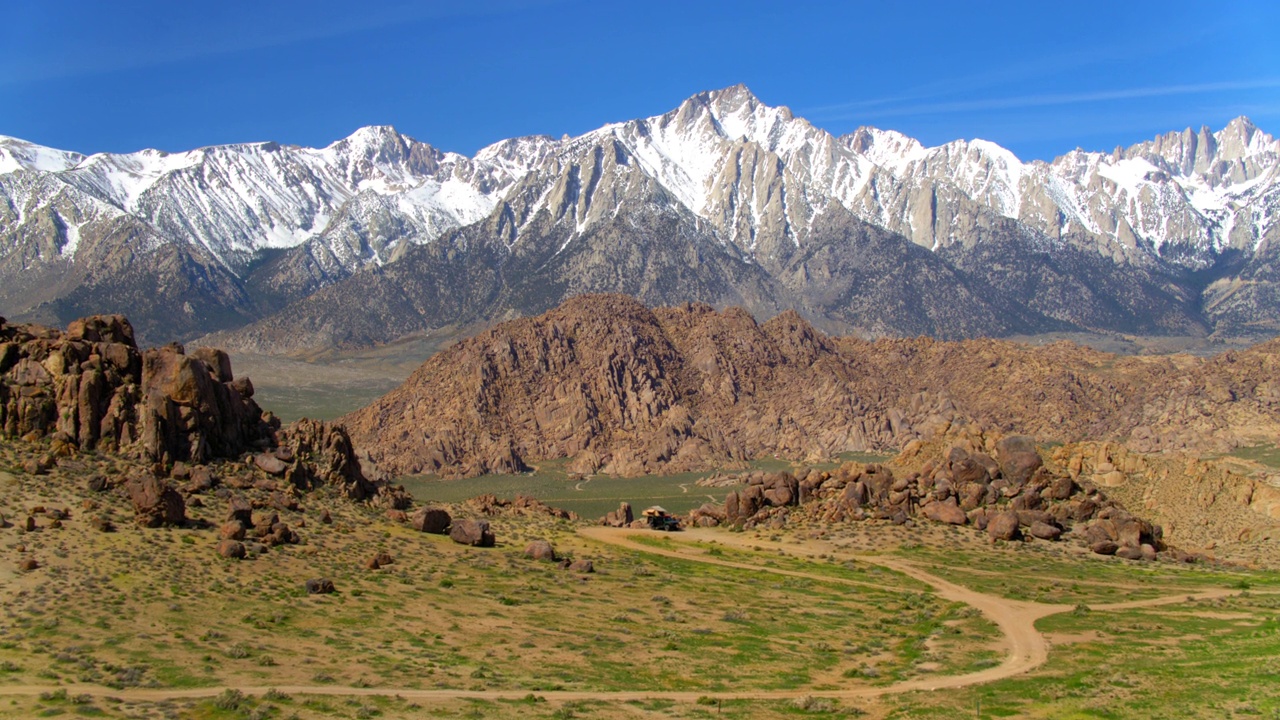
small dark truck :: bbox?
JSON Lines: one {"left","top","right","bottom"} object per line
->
{"left": 642, "top": 506, "right": 681, "bottom": 531}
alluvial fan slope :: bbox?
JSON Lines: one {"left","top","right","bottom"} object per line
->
{"left": 341, "top": 294, "right": 1280, "bottom": 479}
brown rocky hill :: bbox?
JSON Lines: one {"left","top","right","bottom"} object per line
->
{"left": 342, "top": 294, "right": 1280, "bottom": 479}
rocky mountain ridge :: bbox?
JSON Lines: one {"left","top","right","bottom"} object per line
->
{"left": 3, "top": 86, "right": 1278, "bottom": 344}
{"left": 340, "top": 294, "right": 1280, "bottom": 480}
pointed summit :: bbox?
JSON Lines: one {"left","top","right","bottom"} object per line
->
{"left": 1215, "top": 116, "right": 1275, "bottom": 161}
{"left": 337, "top": 124, "right": 405, "bottom": 150}
{"left": 670, "top": 84, "right": 761, "bottom": 120}
{"left": 700, "top": 84, "right": 797, "bottom": 123}
{"left": 703, "top": 83, "right": 762, "bottom": 107}
{"left": 327, "top": 125, "right": 437, "bottom": 176}
{"left": 664, "top": 84, "right": 797, "bottom": 146}
{"left": 1223, "top": 115, "right": 1257, "bottom": 134}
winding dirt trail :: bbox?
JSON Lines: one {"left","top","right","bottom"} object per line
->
{"left": 578, "top": 527, "right": 1070, "bottom": 693}
{"left": 0, "top": 526, "right": 1243, "bottom": 706}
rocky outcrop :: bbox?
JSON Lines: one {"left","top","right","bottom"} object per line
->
{"left": 275, "top": 418, "right": 407, "bottom": 506}
{"left": 987, "top": 511, "right": 1022, "bottom": 541}
{"left": 602, "top": 502, "right": 634, "bottom": 528}
{"left": 411, "top": 507, "right": 452, "bottom": 534}
{"left": 217, "top": 539, "right": 247, "bottom": 559}
{"left": 461, "top": 494, "right": 577, "bottom": 521}
{"left": 689, "top": 426, "right": 1181, "bottom": 562}
{"left": 1040, "top": 441, "right": 1280, "bottom": 563}
{"left": 0, "top": 313, "right": 410, "bottom": 510}
{"left": 524, "top": 540, "right": 557, "bottom": 561}
{"left": 305, "top": 578, "right": 336, "bottom": 595}
{"left": 342, "top": 295, "right": 1280, "bottom": 479}
{"left": 0, "top": 314, "right": 270, "bottom": 463}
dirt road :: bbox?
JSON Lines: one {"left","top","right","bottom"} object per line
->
{"left": 0, "top": 526, "right": 1241, "bottom": 706}
{"left": 578, "top": 527, "right": 1069, "bottom": 693}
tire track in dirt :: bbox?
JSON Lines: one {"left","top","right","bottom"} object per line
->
{"left": 0, "top": 526, "right": 1246, "bottom": 706}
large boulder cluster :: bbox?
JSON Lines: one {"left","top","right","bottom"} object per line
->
{"left": 688, "top": 431, "right": 1182, "bottom": 562}
{"left": 0, "top": 314, "right": 410, "bottom": 511}
{"left": 276, "top": 418, "right": 409, "bottom": 506}
{"left": 2, "top": 313, "right": 419, "bottom": 575}
{"left": 408, "top": 505, "right": 498, "bottom": 548}
{"left": 218, "top": 495, "right": 301, "bottom": 551}
{"left": 601, "top": 502, "right": 634, "bottom": 527}
{"left": 125, "top": 476, "right": 187, "bottom": 528}
{"left": 1, "top": 314, "right": 268, "bottom": 462}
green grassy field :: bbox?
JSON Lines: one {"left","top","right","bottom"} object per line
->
{"left": 0, "top": 451, "right": 997, "bottom": 719}
{"left": 402, "top": 453, "right": 891, "bottom": 520}
{"left": 6, "top": 422, "right": 1279, "bottom": 720}
{"left": 1227, "top": 442, "right": 1280, "bottom": 470}
{"left": 889, "top": 592, "right": 1280, "bottom": 719}
{"left": 250, "top": 380, "right": 401, "bottom": 423}
{"left": 892, "top": 545, "right": 1280, "bottom": 605}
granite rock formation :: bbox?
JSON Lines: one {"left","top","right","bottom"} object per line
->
{"left": 342, "top": 294, "right": 1280, "bottom": 479}
{"left": 0, "top": 313, "right": 406, "bottom": 506}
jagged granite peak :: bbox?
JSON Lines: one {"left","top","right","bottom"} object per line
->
{"left": 3, "top": 86, "right": 1280, "bottom": 343}
{"left": 1, "top": 124, "right": 538, "bottom": 270}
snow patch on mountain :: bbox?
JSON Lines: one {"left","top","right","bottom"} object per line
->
{"left": 0, "top": 136, "right": 85, "bottom": 175}
{"left": 2, "top": 86, "right": 1278, "bottom": 279}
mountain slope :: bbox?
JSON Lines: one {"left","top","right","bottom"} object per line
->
{"left": 3, "top": 86, "right": 1278, "bottom": 344}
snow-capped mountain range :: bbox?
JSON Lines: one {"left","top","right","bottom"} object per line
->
{"left": 1, "top": 85, "right": 1278, "bottom": 345}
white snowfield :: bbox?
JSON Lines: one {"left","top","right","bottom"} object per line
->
{"left": 1, "top": 84, "right": 1277, "bottom": 278}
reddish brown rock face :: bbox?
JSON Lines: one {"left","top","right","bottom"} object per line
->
{"left": 411, "top": 507, "right": 452, "bottom": 534}
{"left": 217, "top": 539, "right": 247, "bottom": 559}
{"left": 524, "top": 540, "right": 557, "bottom": 561}
{"left": 125, "top": 476, "right": 186, "bottom": 528}
{"left": 0, "top": 314, "right": 407, "bottom": 510}
{"left": 341, "top": 295, "right": 1280, "bottom": 480}
{"left": 922, "top": 498, "right": 968, "bottom": 525}
{"left": 0, "top": 314, "right": 271, "bottom": 465}
{"left": 986, "top": 511, "right": 1022, "bottom": 541}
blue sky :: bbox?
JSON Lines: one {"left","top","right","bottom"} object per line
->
{"left": 2, "top": 0, "right": 1276, "bottom": 161}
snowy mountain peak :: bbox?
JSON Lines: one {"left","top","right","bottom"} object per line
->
{"left": 0, "top": 136, "right": 85, "bottom": 174}
{"left": 2, "top": 89, "right": 1278, "bottom": 301}
{"left": 518, "top": 89, "right": 1280, "bottom": 261}
{"left": 3, "top": 87, "right": 1280, "bottom": 345}
{"left": 1215, "top": 116, "right": 1275, "bottom": 161}
{"left": 330, "top": 124, "right": 407, "bottom": 154}
{"left": 695, "top": 83, "right": 765, "bottom": 115}
{"left": 322, "top": 125, "right": 431, "bottom": 175}
{"left": 841, "top": 127, "right": 927, "bottom": 171}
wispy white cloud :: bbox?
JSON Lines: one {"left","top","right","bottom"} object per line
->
{"left": 804, "top": 20, "right": 1231, "bottom": 121}
{"left": 805, "top": 43, "right": 1138, "bottom": 116}
{"left": 812, "top": 79, "right": 1280, "bottom": 122}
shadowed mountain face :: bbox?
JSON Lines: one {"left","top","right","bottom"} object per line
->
{"left": 3, "top": 86, "right": 1278, "bottom": 346}
{"left": 339, "top": 294, "right": 1280, "bottom": 480}
{"left": 204, "top": 204, "right": 1215, "bottom": 355}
